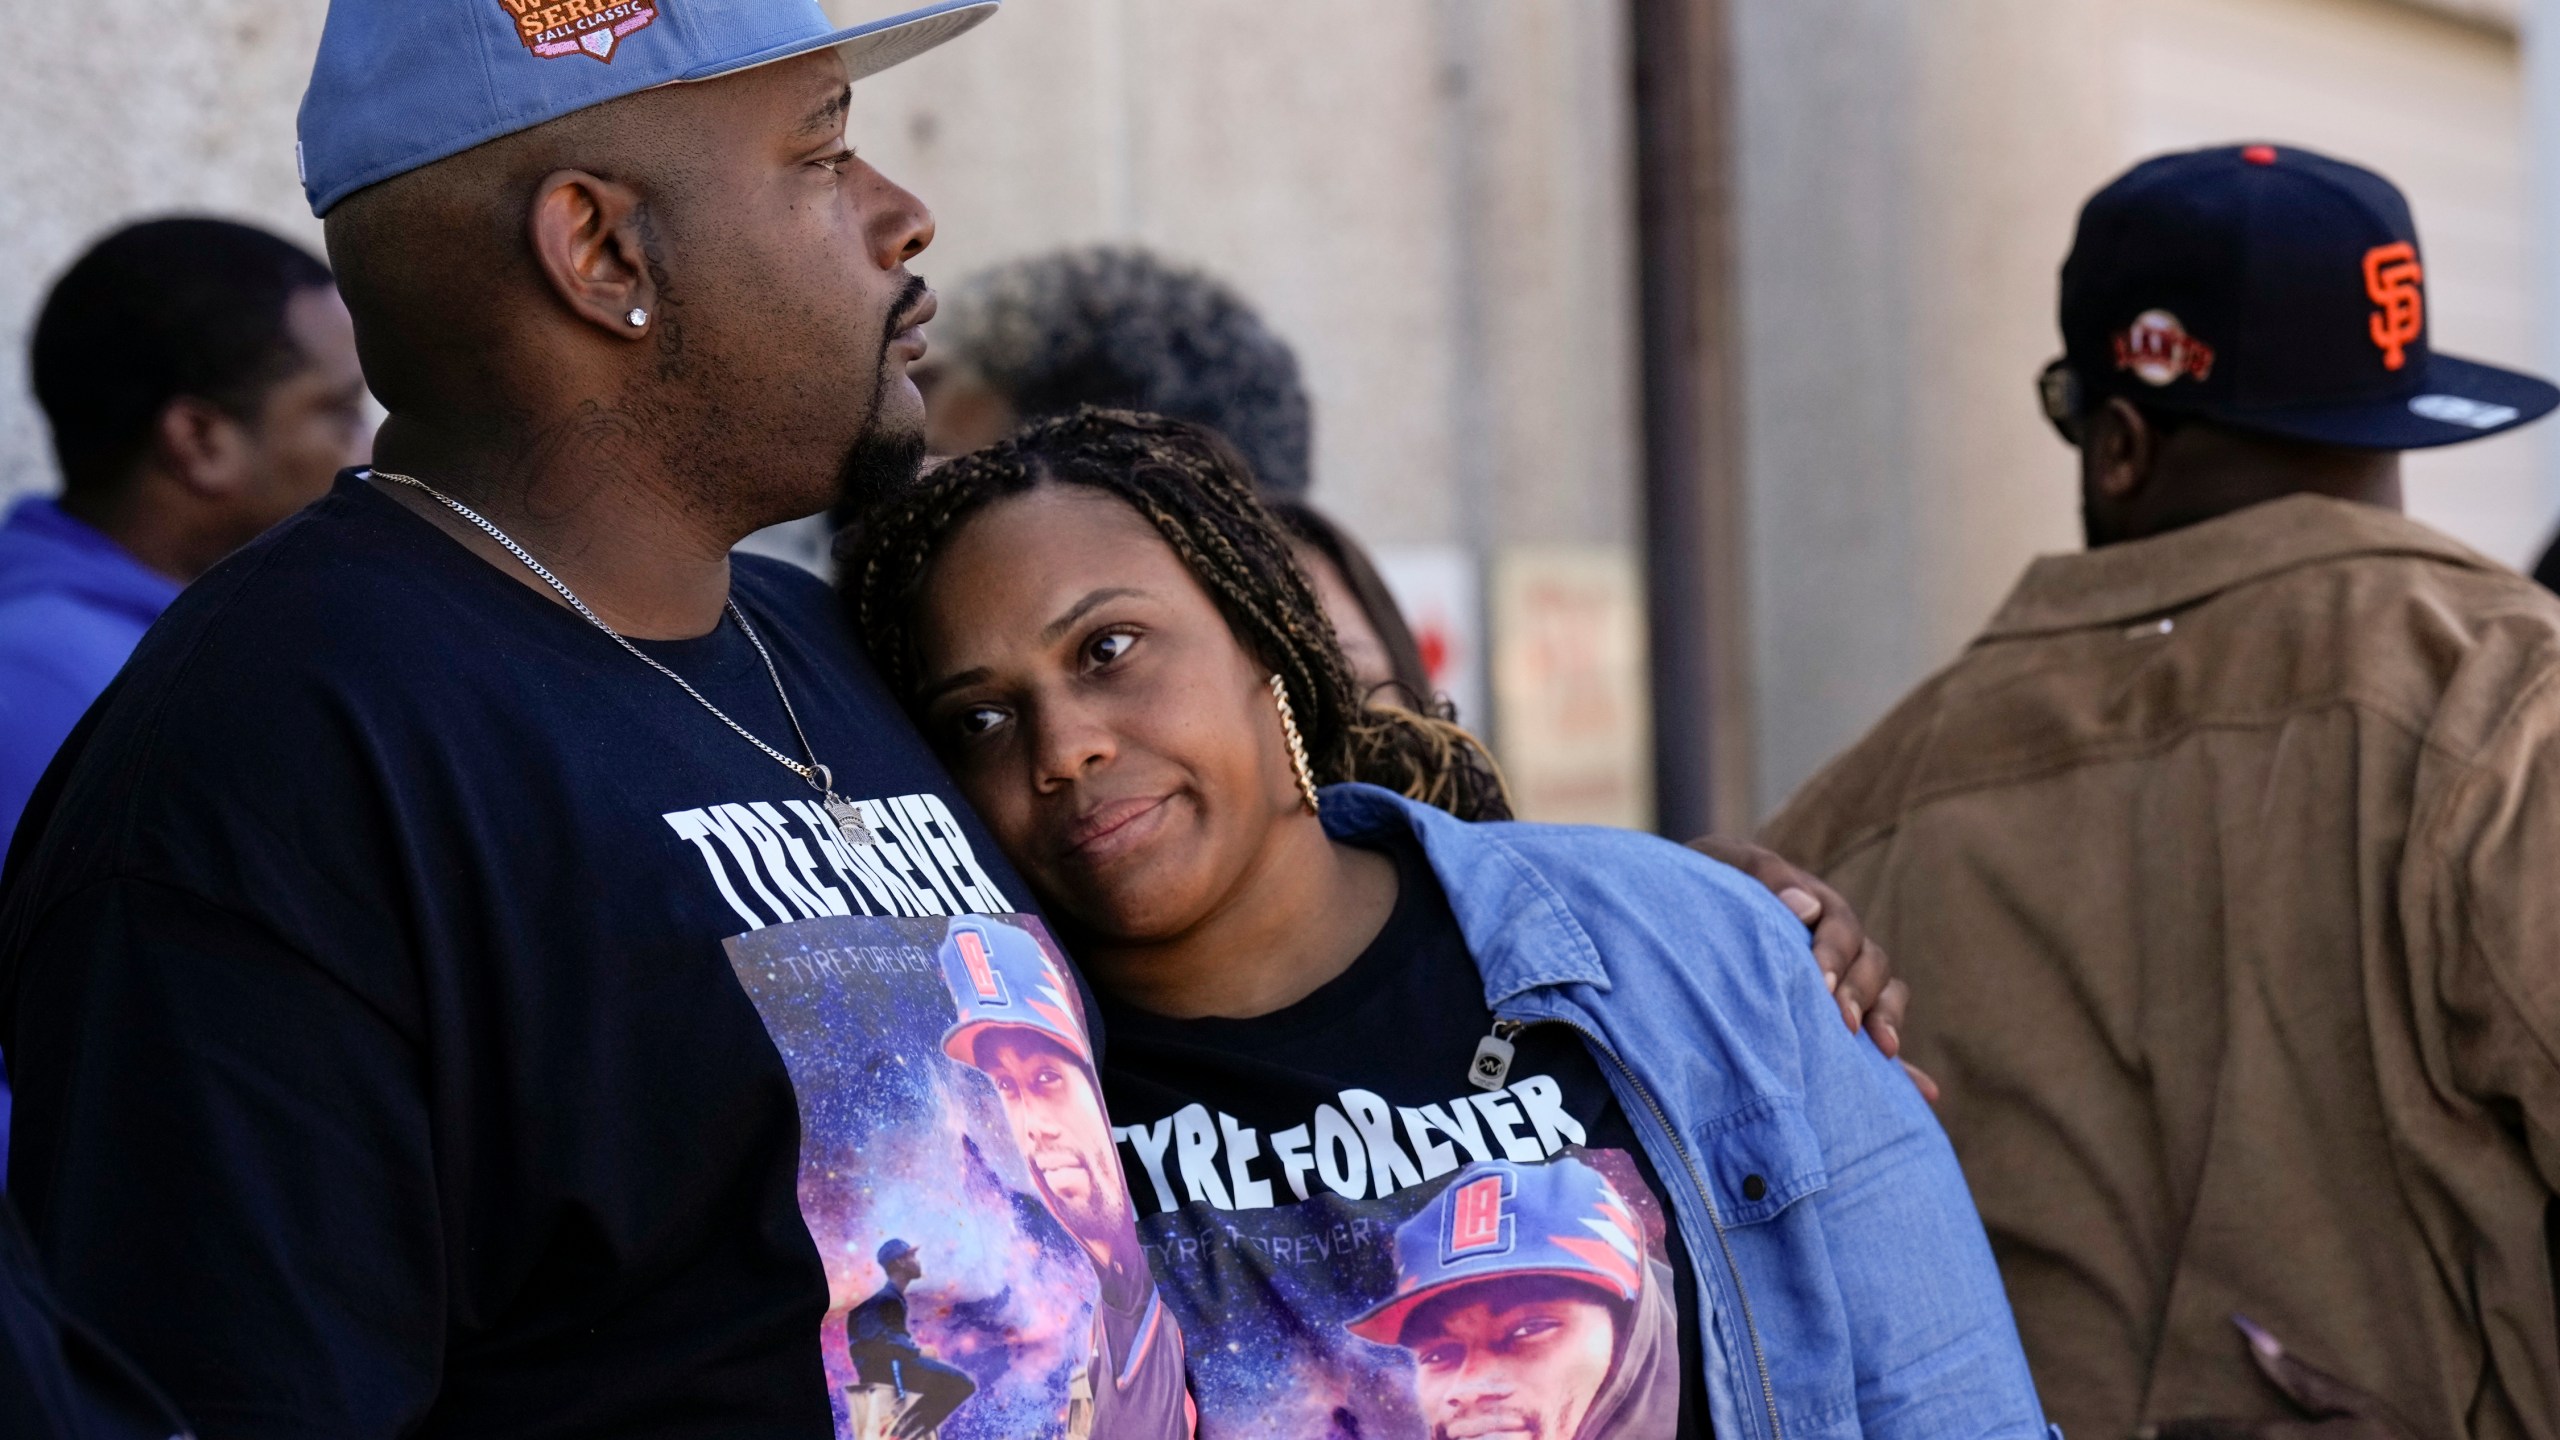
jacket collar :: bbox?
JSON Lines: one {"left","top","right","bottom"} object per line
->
{"left": 1979, "top": 494, "right": 2497, "bottom": 641}
{"left": 1319, "top": 783, "right": 1611, "bottom": 1002}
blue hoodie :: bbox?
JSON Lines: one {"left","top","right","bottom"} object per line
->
{"left": 0, "top": 497, "right": 179, "bottom": 1180}
{"left": 0, "top": 499, "right": 180, "bottom": 845}
{"left": 0, "top": 491, "right": 180, "bottom": 1178}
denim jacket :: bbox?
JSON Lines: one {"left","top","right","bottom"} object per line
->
{"left": 1321, "top": 784, "right": 2050, "bottom": 1440}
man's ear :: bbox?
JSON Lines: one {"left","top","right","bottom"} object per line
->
{"left": 2088, "top": 396, "right": 2158, "bottom": 502}
{"left": 526, "top": 168, "right": 658, "bottom": 341}
{"left": 153, "top": 395, "right": 257, "bottom": 499}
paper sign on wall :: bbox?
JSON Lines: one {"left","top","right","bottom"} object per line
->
{"left": 1491, "top": 546, "right": 1654, "bottom": 830}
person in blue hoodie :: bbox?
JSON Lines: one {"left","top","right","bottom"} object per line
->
{"left": 0, "top": 218, "right": 368, "bottom": 1178}
{"left": 4, "top": 218, "right": 370, "bottom": 845}
{"left": 842, "top": 409, "right": 2051, "bottom": 1440}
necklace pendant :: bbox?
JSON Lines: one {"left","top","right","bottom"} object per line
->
{"left": 825, "top": 796, "right": 876, "bottom": 848}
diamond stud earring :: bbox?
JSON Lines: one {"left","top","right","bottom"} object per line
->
{"left": 625, "top": 307, "right": 649, "bottom": 328}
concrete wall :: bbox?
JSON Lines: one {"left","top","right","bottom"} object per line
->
{"left": 0, "top": 0, "right": 1644, "bottom": 548}
{"left": 0, "top": 0, "right": 327, "bottom": 500}
{"left": 828, "top": 0, "right": 1646, "bottom": 557}
{"left": 1731, "top": 0, "right": 2115, "bottom": 814}
{"left": 9, "top": 0, "right": 2535, "bottom": 832}
{"left": 0, "top": 0, "right": 1650, "bottom": 815}
{"left": 2123, "top": 0, "right": 2540, "bottom": 565}
{"left": 1733, "top": 0, "right": 2542, "bottom": 817}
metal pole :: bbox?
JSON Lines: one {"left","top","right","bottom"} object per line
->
{"left": 1633, "top": 0, "right": 1754, "bottom": 836}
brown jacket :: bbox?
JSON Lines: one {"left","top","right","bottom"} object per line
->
{"left": 1762, "top": 496, "right": 2560, "bottom": 1440}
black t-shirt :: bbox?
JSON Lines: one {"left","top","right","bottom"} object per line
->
{"left": 0, "top": 475, "right": 1186, "bottom": 1440}
{"left": 1100, "top": 828, "right": 1709, "bottom": 1440}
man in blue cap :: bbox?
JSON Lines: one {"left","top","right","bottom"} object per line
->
{"left": 0, "top": 2, "right": 1034, "bottom": 1437}
{"left": 936, "top": 919, "right": 1189, "bottom": 1440}
{"left": 1764, "top": 144, "right": 2560, "bottom": 1439}
{"left": 843, "top": 1238, "right": 974, "bottom": 1440}
{"left": 1346, "top": 1156, "right": 1679, "bottom": 1440}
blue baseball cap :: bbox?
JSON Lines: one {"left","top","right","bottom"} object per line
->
{"left": 296, "top": 0, "right": 998, "bottom": 216}
{"left": 1345, "top": 1156, "right": 1648, "bottom": 1348}
{"left": 935, "top": 917, "right": 1095, "bottom": 1070}
{"left": 2047, "top": 143, "right": 2558, "bottom": 450}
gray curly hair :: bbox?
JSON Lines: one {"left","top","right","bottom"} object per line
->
{"left": 930, "top": 246, "right": 1315, "bottom": 497}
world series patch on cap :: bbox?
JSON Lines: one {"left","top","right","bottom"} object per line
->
{"left": 2049, "top": 142, "right": 2559, "bottom": 450}
{"left": 296, "top": 0, "right": 998, "bottom": 216}
{"left": 1344, "top": 1155, "right": 1647, "bottom": 1348}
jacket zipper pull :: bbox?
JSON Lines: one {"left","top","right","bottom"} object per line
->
{"left": 1470, "top": 1020, "right": 1524, "bottom": 1091}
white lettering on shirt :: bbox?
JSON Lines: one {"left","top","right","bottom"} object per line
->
{"left": 1113, "top": 1075, "right": 1594, "bottom": 1217}
{"left": 662, "top": 790, "right": 1015, "bottom": 933}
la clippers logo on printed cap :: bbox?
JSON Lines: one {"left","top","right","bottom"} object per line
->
{"left": 2051, "top": 142, "right": 2558, "bottom": 450}
{"left": 297, "top": 0, "right": 1000, "bottom": 216}
{"left": 953, "top": 926, "right": 1008, "bottom": 1005}
{"left": 1443, "top": 1171, "right": 1517, "bottom": 1260}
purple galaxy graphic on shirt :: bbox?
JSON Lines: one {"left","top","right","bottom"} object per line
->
{"left": 728, "top": 913, "right": 1136, "bottom": 1440}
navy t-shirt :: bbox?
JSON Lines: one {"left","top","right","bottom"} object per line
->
{"left": 1099, "top": 826, "right": 1708, "bottom": 1440}
{"left": 0, "top": 475, "right": 1180, "bottom": 1440}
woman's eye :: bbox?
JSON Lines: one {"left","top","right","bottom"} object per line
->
{"left": 1087, "top": 631, "right": 1136, "bottom": 667}
{"left": 955, "top": 705, "right": 1008, "bottom": 737}
{"left": 813, "top": 148, "right": 856, "bottom": 175}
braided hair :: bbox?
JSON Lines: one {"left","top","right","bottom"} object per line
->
{"left": 839, "top": 409, "right": 1511, "bottom": 822}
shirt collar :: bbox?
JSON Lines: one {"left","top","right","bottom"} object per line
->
{"left": 1979, "top": 494, "right": 2498, "bottom": 640}
{"left": 1319, "top": 783, "right": 1611, "bottom": 1001}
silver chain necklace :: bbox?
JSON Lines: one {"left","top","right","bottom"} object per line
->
{"left": 372, "top": 469, "right": 875, "bottom": 848}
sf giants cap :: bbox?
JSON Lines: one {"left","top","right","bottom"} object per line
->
{"left": 1344, "top": 1156, "right": 1647, "bottom": 1348}
{"left": 296, "top": 0, "right": 998, "bottom": 215}
{"left": 936, "top": 917, "right": 1094, "bottom": 1070}
{"left": 2054, "top": 143, "right": 2558, "bottom": 449}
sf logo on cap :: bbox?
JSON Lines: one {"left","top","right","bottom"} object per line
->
{"left": 2113, "top": 310, "right": 2215, "bottom": 387}
{"left": 2365, "top": 242, "right": 2424, "bottom": 372}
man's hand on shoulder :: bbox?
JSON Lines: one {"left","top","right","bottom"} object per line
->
{"left": 1684, "top": 836, "right": 1938, "bottom": 1104}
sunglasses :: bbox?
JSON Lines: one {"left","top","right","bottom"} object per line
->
{"left": 2038, "top": 359, "right": 2187, "bottom": 450}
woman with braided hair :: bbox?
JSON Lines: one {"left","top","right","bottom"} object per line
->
{"left": 838, "top": 409, "right": 2047, "bottom": 1440}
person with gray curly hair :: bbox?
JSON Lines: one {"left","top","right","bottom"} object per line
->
{"left": 917, "top": 246, "right": 1311, "bottom": 495}
{"left": 911, "top": 245, "right": 1438, "bottom": 709}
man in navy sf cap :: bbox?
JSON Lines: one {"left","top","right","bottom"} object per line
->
{"left": 0, "top": 3, "right": 1079, "bottom": 1438}
{"left": 1764, "top": 144, "right": 2560, "bottom": 1440}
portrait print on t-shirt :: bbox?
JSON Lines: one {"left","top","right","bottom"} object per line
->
{"left": 726, "top": 911, "right": 1190, "bottom": 1440}
{"left": 1120, "top": 1080, "right": 1683, "bottom": 1440}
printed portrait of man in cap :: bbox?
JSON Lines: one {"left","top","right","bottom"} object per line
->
{"left": 1348, "top": 1155, "right": 1682, "bottom": 1440}
{"left": 936, "top": 918, "right": 1190, "bottom": 1440}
